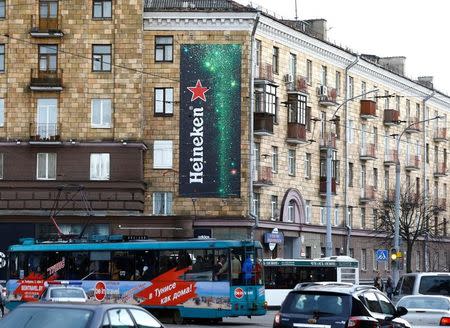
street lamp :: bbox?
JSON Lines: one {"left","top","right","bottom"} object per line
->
{"left": 393, "top": 115, "right": 442, "bottom": 284}
{"left": 325, "top": 89, "right": 379, "bottom": 257}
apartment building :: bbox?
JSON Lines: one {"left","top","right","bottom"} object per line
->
{"left": 0, "top": 0, "right": 448, "bottom": 281}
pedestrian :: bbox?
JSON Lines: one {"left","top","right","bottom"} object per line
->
{"left": 385, "top": 276, "right": 394, "bottom": 299}
{"left": 0, "top": 284, "right": 5, "bottom": 318}
{"left": 373, "top": 271, "right": 384, "bottom": 291}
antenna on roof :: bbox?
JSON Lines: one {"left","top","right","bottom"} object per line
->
{"left": 294, "top": 0, "right": 298, "bottom": 20}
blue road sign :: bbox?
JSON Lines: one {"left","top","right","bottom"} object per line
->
{"left": 376, "top": 249, "right": 389, "bottom": 262}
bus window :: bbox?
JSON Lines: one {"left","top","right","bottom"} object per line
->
{"left": 214, "top": 249, "right": 229, "bottom": 281}
{"left": 185, "top": 249, "right": 214, "bottom": 281}
{"left": 86, "top": 251, "right": 110, "bottom": 280}
{"left": 134, "top": 250, "right": 158, "bottom": 281}
{"left": 111, "top": 251, "right": 134, "bottom": 281}
{"left": 44, "top": 252, "right": 66, "bottom": 279}
{"left": 159, "top": 250, "right": 179, "bottom": 274}
{"left": 8, "top": 253, "right": 27, "bottom": 279}
{"left": 66, "top": 252, "right": 89, "bottom": 280}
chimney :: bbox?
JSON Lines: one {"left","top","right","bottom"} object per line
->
{"left": 417, "top": 76, "right": 434, "bottom": 89}
{"left": 378, "top": 56, "right": 406, "bottom": 76}
{"left": 303, "top": 19, "right": 327, "bottom": 41}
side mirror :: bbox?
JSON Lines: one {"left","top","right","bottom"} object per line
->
{"left": 395, "top": 306, "right": 408, "bottom": 318}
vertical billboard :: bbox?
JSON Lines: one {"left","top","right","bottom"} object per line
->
{"left": 179, "top": 44, "right": 241, "bottom": 197}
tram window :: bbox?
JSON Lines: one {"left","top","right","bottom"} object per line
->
{"left": 87, "top": 251, "right": 111, "bottom": 280}
{"left": 159, "top": 250, "right": 179, "bottom": 274}
{"left": 66, "top": 252, "right": 89, "bottom": 280}
{"left": 185, "top": 249, "right": 214, "bottom": 281}
{"left": 134, "top": 250, "right": 158, "bottom": 281}
{"left": 45, "top": 252, "right": 66, "bottom": 279}
{"left": 214, "top": 249, "right": 230, "bottom": 281}
{"left": 9, "top": 253, "right": 27, "bottom": 279}
{"left": 111, "top": 251, "right": 134, "bottom": 281}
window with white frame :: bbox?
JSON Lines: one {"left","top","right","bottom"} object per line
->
{"left": 361, "top": 249, "right": 367, "bottom": 270}
{"left": 91, "top": 99, "right": 112, "bottom": 128}
{"left": 154, "top": 88, "right": 173, "bottom": 115}
{"left": 334, "top": 206, "right": 339, "bottom": 226}
{"left": 384, "top": 90, "right": 389, "bottom": 109}
{"left": 0, "top": 153, "right": 3, "bottom": 179}
{"left": 306, "top": 59, "right": 312, "bottom": 84}
{"left": 321, "top": 65, "right": 327, "bottom": 86}
{"left": 288, "top": 149, "right": 296, "bottom": 176}
{"left": 37, "top": 153, "right": 56, "bottom": 180}
{"left": 90, "top": 153, "right": 110, "bottom": 180}
{"left": 155, "top": 36, "right": 173, "bottom": 62}
{"left": 252, "top": 192, "right": 260, "bottom": 219}
{"left": 153, "top": 140, "right": 173, "bottom": 169}
{"left": 0, "top": 44, "right": 4, "bottom": 72}
{"left": 373, "top": 249, "right": 379, "bottom": 271}
{"left": 304, "top": 153, "right": 311, "bottom": 179}
{"left": 348, "top": 207, "right": 353, "bottom": 227}
{"left": 361, "top": 207, "right": 366, "bottom": 229}
{"left": 271, "top": 195, "right": 278, "bottom": 221}
{"left": 347, "top": 120, "right": 354, "bottom": 143}
{"left": 348, "top": 76, "right": 354, "bottom": 99}
{"left": 320, "top": 207, "right": 326, "bottom": 225}
{"left": 271, "top": 146, "right": 278, "bottom": 173}
{"left": 93, "top": 0, "right": 112, "bottom": 19}
{"left": 361, "top": 81, "right": 366, "bottom": 99}
{"left": 0, "top": 98, "right": 4, "bottom": 127}
{"left": 305, "top": 200, "right": 311, "bottom": 223}
{"left": 289, "top": 53, "right": 296, "bottom": 80}
{"left": 153, "top": 192, "right": 172, "bottom": 215}
{"left": 287, "top": 200, "right": 295, "bottom": 222}
{"left": 335, "top": 71, "right": 341, "bottom": 96}
{"left": 0, "top": 1, "right": 5, "bottom": 18}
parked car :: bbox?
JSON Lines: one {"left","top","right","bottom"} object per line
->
{"left": 273, "top": 283, "right": 410, "bottom": 328}
{"left": 393, "top": 272, "right": 450, "bottom": 303}
{"left": 0, "top": 303, "right": 164, "bottom": 328}
{"left": 40, "top": 285, "right": 88, "bottom": 303}
{"left": 397, "top": 295, "right": 450, "bottom": 327}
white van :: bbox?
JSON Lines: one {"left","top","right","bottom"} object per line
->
{"left": 393, "top": 272, "right": 450, "bottom": 303}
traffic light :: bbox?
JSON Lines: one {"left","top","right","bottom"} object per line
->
{"left": 390, "top": 248, "right": 398, "bottom": 269}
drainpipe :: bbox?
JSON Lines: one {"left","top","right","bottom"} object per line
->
{"left": 344, "top": 55, "right": 359, "bottom": 255}
{"left": 422, "top": 90, "right": 435, "bottom": 271}
{"left": 249, "top": 12, "right": 260, "bottom": 240}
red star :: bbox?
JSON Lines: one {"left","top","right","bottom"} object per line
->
{"left": 187, "top": 80, "right": 209, "bottom": 102}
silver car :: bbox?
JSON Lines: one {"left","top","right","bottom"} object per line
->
{"left": 40, "top": 286, "right": 88, "bottom": 303}
{"left": 397, "top": 295, "right": 450, "bottom": 328}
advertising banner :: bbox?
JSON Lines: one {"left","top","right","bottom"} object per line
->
{"left": 179, "top": 44, "right": 241, "bottom": 197}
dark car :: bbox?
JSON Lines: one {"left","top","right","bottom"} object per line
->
{"left": 273, "top": 282, "right": 410, "bottom": 328}
{"left": 0, "top": 303, "right": 164, "bottom": 328}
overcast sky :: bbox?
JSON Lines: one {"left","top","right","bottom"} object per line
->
{"left": 235, "top": 0, "right": 450, "bottom": 96}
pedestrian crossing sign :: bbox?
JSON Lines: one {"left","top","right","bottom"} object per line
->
{"left": 376, "top": 249, "right": 388, "bottom": 262}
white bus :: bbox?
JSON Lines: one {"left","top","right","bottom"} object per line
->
{"left": 263, "top": 256, "right": 359, "bottom": 307}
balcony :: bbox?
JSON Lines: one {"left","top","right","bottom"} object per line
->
{"left": 29, "top": 123, "right": 61, "bottom": 143}
{"left": 434, "top": 127, "right": 448, "bottom": 143}
{"left": 255, "top": 63, "right": 274, "bottom": 82}
{"left": 360, "top": 186, "right": 376, "bottom": 203}
{"left": 319, "top": 177, "right": 336, "bottom": 196}
{"left": 384, "top": 150, "right": 398, "bottom": 166}
{"left": 286, "top": 123, "right": 308, "bottom": 144}
{"left": 383, "top": 109, "right": 400, "bottom": 126}
{"left": 254, "top": 112, "right": 274, "bottom": 136}
{"left": 360, "top": 143, "right": 377, "bottom": 160}
{"left": 287, "top": 76, "right": 309, "bottom": 95}
{"left": 29, "top": 14, "right": 64, "bottom": 38}
{"left": 405, "top": 117, "right": 421, "bottom": 133}
{"left": 319, "top": 132, "right": 337, "bottom": 151}
{"left": 434, "top": 198, "right": 447, "bottom": 212}
{"left": 405, "top": 155, "right": 420, "bottom": 171}
{"left": 434, "top": 163, "right": 447, "bottom": 177}
{"left": 29, "top": 68, "right": 63, "bottom": 91}
{"left": 360, "top": 100, "right": 377, "bottom": 119}
{"left": 253, "top": 165, "right": 273, "bottom": 187}
{"left": 384, "top": 189, "right": 396, "bottom": 203}
{"left": 317, "top": 86, "right": 338, "bottom": 107}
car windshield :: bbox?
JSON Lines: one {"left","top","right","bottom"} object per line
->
{"left": 50, "top": 288, "right": 85, "bottom": 298}
{"left": 398, "top": 297, "right": 450, "bottom": 310}
{"left": 282, "top": 292, "right": 351, "bottom": 317}
{"left": 0, "top": 307, "right": 93, "bottom": 328}
{"left": 418, "top": 276, "right": 450, "bottom": 295}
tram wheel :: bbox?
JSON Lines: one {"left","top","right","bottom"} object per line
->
{"left": 172, "top": 310, "right": 184, "bottom": 325}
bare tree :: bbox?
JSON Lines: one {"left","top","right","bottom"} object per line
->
{"left": 372, "top": 186, "right": 445, "bottom": 273}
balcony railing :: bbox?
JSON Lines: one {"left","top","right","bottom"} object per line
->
{"left": 319, "top": 132, "right": 337, "bottom": 150}
{"left": 405, "top": 155, "right": 420, "bottom": 171}
{"left": 286, "top": 122, "right": 307, "bottom": 144}
{"left": 360, "top": 186, "right": 376, "bottom": 203}
{"left": 30, "top": 14, "right": 63, "bottom": 37}
{"left": 287, "top": 76, "right": 309, "bottom": 94}
{"left": 434, "top": 163, "right": 447, "bottom": 177}
{"left": 317, "top": 86, "right": 337, "bottom": 107}
{"left": 434, "top": 127, "right": 448, "bottom": 142}
{"left": 253, "top": 165, "right": 273, "bottom": 187}
{"left": 319, "top": 176, "right": 336, "bottom": 195}
{"left": 405, "top": 117, "right": 421, "bottom": 133}
{"left": 383, "top": 109, "right": 399, "bottom": 125}
{"left": 360, "top": 100, "right": 377, "bottom": 119}
{"left": 384, "top": 149, "right": 398, "bottom": 166}
{"left": 29, "top": 123, "right": 61, "bottom": 142}
{"left": 29, "top": 68, "right": 63, "bottom": 91}
{"left": 360, "top": 143, "right": 377, "bottom": 160}
{"left": 255, "top": 63, "right": 273, "bottom": 81}
{"left": 254, "top": 112, "right": 274, "bottom": 136}
{"left": 434, "top": 198, "right": 447, "bottom": 212}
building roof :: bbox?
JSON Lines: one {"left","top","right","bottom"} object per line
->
{"left": 144, "top": 0, "right": 252, "bottom": 12}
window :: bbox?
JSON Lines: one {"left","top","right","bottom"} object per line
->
{"left": 348, "top": 162, "right": 354, "bottom": 187}
{"left": 90, "top": 153, "right": 110, "bottom": 180}
{"left": 0, "top": 0, "right": 4, "bottom": 18}
{"left": 289, "top": 53, "right": 296, "bottom": 79}
{"left": 348, "top": 76, "right": 354, "bottom": 99}
{"left": 305, "top": 200, "right": 311, "bottom": 224}
{"left": 93, "top": 0, "right": 112, "bottom": 19}
{"left": 384, "top": 90, "right": 390, "bottom": 109}
{"left": 40, "top": 0, "right": 58, "bottom": 20}
{"left": 37, "top": 153, "right": 56, "bottom": 180}
{"left": 361, "top": 207, "right": 366, "bottom": 229}
{"left": 334, "top": 206, "right": 339, "bottom": 226}
{"left": 288, "top": 94, "right": 307, "bottom": 124}
{"left": 271, "top": 195, "right": 278, "bottom": 221}
{"left": 271, "top": 146, "right": 278, "bottom": 173}
{"left": 335, "top": 71, "right": 341, "bottom": 95}
{"left": 0, "top": 98, "right": 3, "bottom": 127}
{"left": 153, "top": 192, "right": 172, "bottom": 215}
{"left": 108, "top": 308, "right": 134, "bottom": 327}
{"left": 0, "top": 44, "right": 4, "bottom": 72}
{"left": 416, "top": 251, "right": 421, "bottom": 271}
{"left": 272, "top": 47, "right": 279, "bottom": 74}
{"left": 154, "top": 88, "right": 173, "bottom": 115}
{"left": 39, "top": 44, "right": 57, "bottom": 72}
{"left": 321, "top": 65, "right": 327, "bottom": 86}
{"left": 320, "top": 207, "right": 326, "bottom": 225}
{"left": 91, "top": 99, "right": 112, "bottom": 128}
{"left": 361, "top": 249, "right": 367, "bottom": 270}
{"left": 252, "top": 193, "right": 260, "bottom": 219}
{"left": 287, "top": 200, "right": 295, "bottom": 222}
{"left": 155, "top": 36, "right": 173, "bottom": 62}
{"left": 92, "top": 44, "right": 111, "bottom": 72}
{"left": 306, "top": 59, "right": 312, "bottom": 84}
{"left": 372, "top": 249, "right": 378, "bottom": 271}
{"left": 361, "top": 81, "right": 366, "bottom": 99}
{"left": 255, "top": 83, "right": 278, "bottom": 122}
{"left": 304, "top": 153, "right": 311, "bottom": 179}
{"left": 288, "top": 149, "right": 296, "bottom": 176}
{"left": 153, "top": 140, "right": 173, "bottom": 169}
{"left": 373, "top": 168, "right": 378, "bottom": 190}
{"left": 255, "top": 39, "right": 261, "bottom": 68}
{"left": 348, "top": 207, "right": 353, "bottom": 227}
{"left": 347, "top": 119, "right": 354, "bottom": 143}
{"left": 0, "top": 153, "right": 3, "bottom": 179}
{"left": 37, "top": 99, "right": 57, "bottom": 139}
{"left": 129, "top": 309, "right": 162, "bottom": 328}
{"left": 396, "top": 95, "right": 401, "bottom": 111}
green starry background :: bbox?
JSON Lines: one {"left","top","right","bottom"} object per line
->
{"left": 179, "top": 44, "right": 241, "bottom": 197}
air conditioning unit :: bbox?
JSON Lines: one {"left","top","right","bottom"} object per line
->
{"left": 317, "top": 85, "right": 328, "bottom": 96}
{"left": 284, "top": 73, "right": 294, "bottom": 83}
